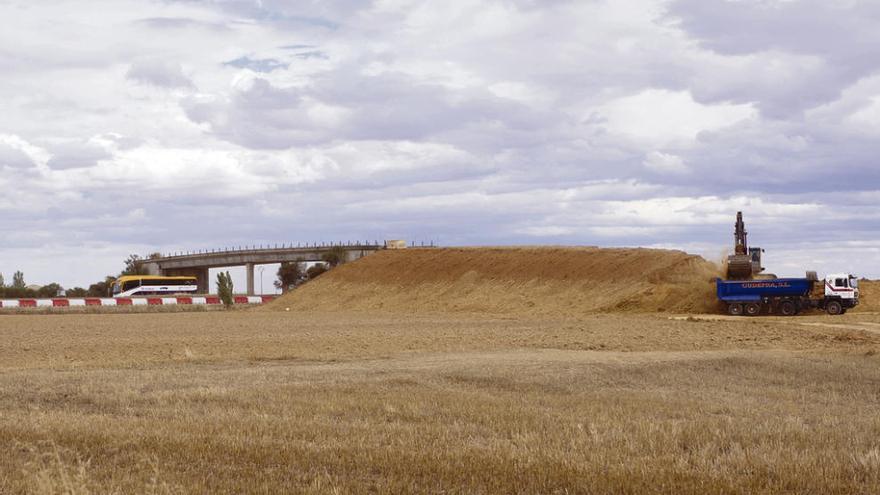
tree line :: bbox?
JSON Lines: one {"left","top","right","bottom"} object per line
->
{"left": 0, "top": 270, "right": 66, "bottom": 298}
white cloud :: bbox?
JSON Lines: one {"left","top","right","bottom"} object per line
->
{"left": 599, "top": 89, "right": 756, "bottom": 146}
{"left": 126, "top": 59, "right": 194, "bottom": 88}
{"left": 643, "top": 151, "right": 687, "bottom": 174}
{"left": 0, "top": 134, "right": 50, "bottom": 169}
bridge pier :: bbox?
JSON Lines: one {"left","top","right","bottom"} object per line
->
{"left": 246, "top": 263, "right": 255, "bottom": 296}
{"left": 195, "top": 268, "right": 209, "bottom": 294}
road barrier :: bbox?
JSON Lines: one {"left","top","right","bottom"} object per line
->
{"left": 0, "top": 295, "right": 276, "bottom": 309}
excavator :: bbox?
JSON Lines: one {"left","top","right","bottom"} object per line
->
{"left": 726, "top": 211, "right": 765, "bottom": 280}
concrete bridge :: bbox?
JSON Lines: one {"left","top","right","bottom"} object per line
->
{"left": 137, "top": 242, "right": 386, "bottom": 295}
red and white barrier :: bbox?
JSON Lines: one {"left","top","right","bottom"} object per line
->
{"left": 0, "top": 295, "right": 276, "bottom": 309}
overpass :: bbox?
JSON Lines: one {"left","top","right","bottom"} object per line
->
{"left": 136, "top": 242, "right": 387, "bottom": 295}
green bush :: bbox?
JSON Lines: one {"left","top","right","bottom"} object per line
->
{"left": 216, "top": 271, "right": 234, "bottom": 309}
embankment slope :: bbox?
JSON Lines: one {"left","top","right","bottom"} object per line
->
{"left": 269, "top": 247, "right": 722, "bottom": 316}
{"left": 856, "top": 280, "right": 879, "bottom": 312}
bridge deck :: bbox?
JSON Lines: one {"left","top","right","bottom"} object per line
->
{"left": 136, "top": 243, "right": 388, "bottom": 295}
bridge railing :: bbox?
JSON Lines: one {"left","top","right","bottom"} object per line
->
{"left": 145, "top": 240, "right": 436, "bottom": 261}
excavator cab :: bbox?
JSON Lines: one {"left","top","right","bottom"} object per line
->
{"left": 748, "top": 247, "right": 764, "bottom": 274}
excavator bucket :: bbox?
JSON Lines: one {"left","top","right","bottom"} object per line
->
{"left": 726, "top": 255, "right": 754, "bottom": 279}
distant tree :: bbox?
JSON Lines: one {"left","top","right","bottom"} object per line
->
{"left": 321, "top": 246, "right": 347, "bottom": 267}
{"left": 122, "top": 254, "right": 145, "bottom": 275}
{"left": 306, "top": 264, "right": 328, "bottom": 280}
{"left": 12, "top": 271, "right": 25, "bottom": 289}
{"left": 66, "top": 287, "right": 88, "bottom": 297}
{"left": 275, "top": 260, "right": 304, "bottom": 293}
{"left": 37, "top": 283, "right": 64, "bottom": 298}
{"left": 216, "top": 271, "right": 234, "bottom": 308}
{"left": 148, "top": 252, "right": 162, "bottom": 260}
{"left": 0, "top": 272, "right": 4, "bottom": 287}
{"left": 88, "top": 275, "right": 117, "bottom": 297}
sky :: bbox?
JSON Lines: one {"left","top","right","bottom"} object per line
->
{"left": 1, "top": 0, "right": 880, "bottom": 291}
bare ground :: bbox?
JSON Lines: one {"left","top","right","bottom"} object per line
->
{"left": 2, "top": 310, "right": 880, "bottom": 494}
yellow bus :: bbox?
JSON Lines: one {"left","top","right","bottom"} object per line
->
{"left": 112, "top": 275, "right": 198, "bottom": 297}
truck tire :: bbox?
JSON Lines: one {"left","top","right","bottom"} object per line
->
{"left": 745, "top": 302, "right": 762, "bottom": 316}
{"left": 779, "top": 300, "right": 796, "bottom": 317}
{"left": 728, "top": 303, "right": 743, "bottom": 316}
{"left": 826, "top": 300, "right": 843, "bottom": 316}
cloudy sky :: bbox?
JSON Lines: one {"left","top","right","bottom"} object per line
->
{"left": 2, "top": 0, "right": 879, "bottom": 290}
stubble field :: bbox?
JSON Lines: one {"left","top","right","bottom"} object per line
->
{"left": 2, "top": 248, "right": 879, "bottom": 493}
{"left": 2, "top": 310, "right": 880, "bottom": 494}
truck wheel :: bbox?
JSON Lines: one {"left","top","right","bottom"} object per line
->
{"left": 745, "top": 303, "right": 762, "bottom": 316}
{"left": 826, "top": 300, "right": 843, "bottom": 316}
{"left": 728, "top": 304, "right": 743, "bottom": 316}
{"left": 779, "top": 301, "right": 796, "bottom": 317}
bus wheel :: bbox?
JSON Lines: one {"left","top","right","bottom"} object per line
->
{"left": 745, "top": 303, "right": 762, "bottom": 316}
{"left": 779, "top": 301, "right": 796, "bottom": 317}
{"left": 826, "top": 300, "right": 843, "bottom": 316}
{"left": 728, "top": 304, "right": 743, "bottom": 316}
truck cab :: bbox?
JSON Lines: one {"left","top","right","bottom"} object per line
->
{"left": 823, "top": 274, "right": 859, "bottom": 314}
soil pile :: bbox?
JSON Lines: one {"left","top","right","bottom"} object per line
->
{"left": 269, "top": 247, "right": 722, "bottom": 317}
{"left": 855, "top": 280, "right": 879, "bottom": 312}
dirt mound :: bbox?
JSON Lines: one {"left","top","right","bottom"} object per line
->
{"left": 854, "top": 280, "right": 879, "bottom": 312}
{"left": 268, "top": 247, "right": 722, "bottom": 317}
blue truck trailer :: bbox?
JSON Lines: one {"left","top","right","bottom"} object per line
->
{"left": 716, "top": 274, "right": 860, "bottom": 316}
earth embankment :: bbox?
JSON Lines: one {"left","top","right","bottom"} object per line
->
{"left": 269, "top": 247, "right": 722, "bottom": 316}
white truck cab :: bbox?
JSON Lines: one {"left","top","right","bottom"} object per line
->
{"left": 824, "top": 273, "right": 859, "bottom": 314}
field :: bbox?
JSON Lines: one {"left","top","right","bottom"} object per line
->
{"left": 2, "top": 248, "right": 879, "bottom": 494}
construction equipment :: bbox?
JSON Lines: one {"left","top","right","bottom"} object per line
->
{"left": 717, "top": 211, "right": 860, "bottom": 316}
{"left": 716, "top": 273, "right": 860, "bottom": 316}
{"left": 726, "top": 211, "right": 764, "bottom": 280}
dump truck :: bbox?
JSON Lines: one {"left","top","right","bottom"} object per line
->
{"left": 717, "top": 273, "right": 859, "bottom": 316}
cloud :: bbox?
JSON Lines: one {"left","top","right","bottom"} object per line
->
{"left": 643, "top": 151, "right": 687, "bottom": 174}
{"left": 0, "top": 142, "right": 37, "bottom": 169}
{"left": 46, "top": 140, "right": 112, "bottom": 170}
{"left": 224, "top": 56, "right": 289, "bottom": 73}
{"left": 668, "top": 0, "right": 880, "bottom": 116}
{"left": 1, "top": 0, "right": 880, "bottom": 288}
{"left": 135, "top": 16, "right": 230, "bottom": 31}
{"left": 126, "top": 59, "right": 194, "bottom": 88}
{"left": 598, "top": 89, "right": 755, "bottom": 146}
{"left": 0, "top": 134, "right": 48, "bottom": 169}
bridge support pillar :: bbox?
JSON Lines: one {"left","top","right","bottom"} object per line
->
{"left": 142, "top": 262, "right": 163, "bottom": 276}
{"left": 246, "top": 263, "right": 255, "bottom": 296}
{"left": 196, "top": 267, "right": 209, "bottom": 295}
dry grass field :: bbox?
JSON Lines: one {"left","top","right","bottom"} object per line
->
{"left": 2, "top": 311, "right": 880, "bottom": 494}
{"left": 2, "top": 248, "right": 879, "bottom": 494}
